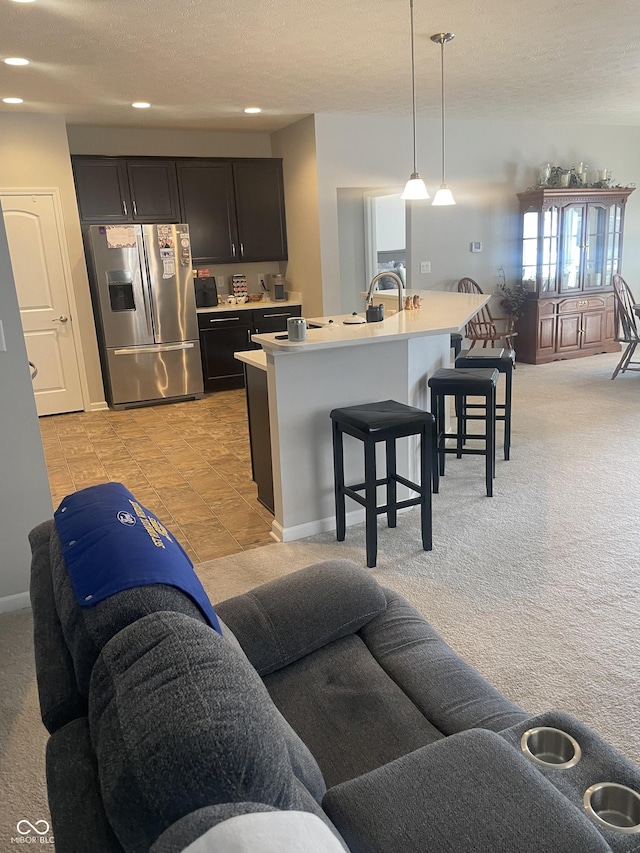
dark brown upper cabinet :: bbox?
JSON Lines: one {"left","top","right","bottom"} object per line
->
{"left": 72, "top": 157, "right": 180, "bottom": 223}
{"left": 72, "top": 155, "right": 288, "bottom": 265}
{"left": 232, "top": 159, "right": 288, "bottom": 263}
{"left": 126, "top": 160, "right": 180, "bottom": 222}
{"left": 176, "top": 161, "right": 238, "bottom": 263}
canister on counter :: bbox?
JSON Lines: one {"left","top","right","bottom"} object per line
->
{"left": 287, "top": 316, "right": 307, "bottom": 342}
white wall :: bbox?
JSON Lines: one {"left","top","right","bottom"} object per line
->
{"left": 314, "top": 113, "right": 640, "bottom": 312}
{"left": 0, "top": 213, "right": 52, "bottom": 605}
{"left": 67, "top": 125, "right": 272, "bottom": 158}
{"left": 271, "top": 117, "right": 324, "bottom": 317}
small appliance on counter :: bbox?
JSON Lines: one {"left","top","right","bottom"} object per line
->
{"left": 269, "top": 273, "right": 288, "bottom": 301}
{"left": 194, "top": 276, "right": 219, "bottom": 308}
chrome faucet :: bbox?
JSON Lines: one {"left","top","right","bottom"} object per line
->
{"left": 366, "top": 271, "right": 405, "bottom": 313}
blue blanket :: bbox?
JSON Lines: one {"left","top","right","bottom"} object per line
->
{"left": 54, "top": 482, "right": 221, "bottom": 634}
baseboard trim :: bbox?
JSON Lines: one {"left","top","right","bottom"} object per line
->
{"left": 271, "top": 507, "right": 365, "bottom": 543}
{"left": 0, "top": 591, "right": 30, "bottom": 614}
{"left": 89, "top": 401, "right": 109, "bottom": 412}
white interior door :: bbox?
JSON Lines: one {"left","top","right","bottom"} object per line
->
{"left": 1, "top": 191, "right": 84, "bottom": 416}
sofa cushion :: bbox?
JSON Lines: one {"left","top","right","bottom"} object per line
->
{"left": 215, "top": 559, "right": 387, "bottom": 676}
{"left": 323, "top": 729, "right": 612, "bottom": 853}
{"left": 46, "top": 717, "right": 124, "bottom": 852}
{"left": 358, "top": 588, "right": 529, "bottom": 733}
{"left": 264, "top": 633, "right": 444, "bottom": 788}
{"left": 29, "top": 520, "right": 87, "bottom": 733}
{"left": 89, "top": 611, "right": 336, "bottom": 853}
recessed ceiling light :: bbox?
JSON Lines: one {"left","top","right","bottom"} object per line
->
{"left": 4, "top": 57, "right": 30, "bottom": 66}
{"left": 244, "top": 107, "right": 262, "bottom": 114}
{"left": 3, "top": 97, "right": 24, "bottom": 104}
{"left": 131, "top": 101, "right": 151, "bottom": 109}
{"left": 11, "top": 0, "right": 37, "bottom": 4}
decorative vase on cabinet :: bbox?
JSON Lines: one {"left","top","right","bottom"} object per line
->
{"left": 515, "top": 187, "right": 634, "bottom": 364}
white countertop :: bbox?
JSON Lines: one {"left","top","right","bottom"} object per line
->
{"left": 252, "top": 290, "right": 488, "bottom": 353}
{"left": 197, "top": 300, "right": 300, "bottom": 314}
{"left": 235, "top": 349, "right": 267, "bottom": 371}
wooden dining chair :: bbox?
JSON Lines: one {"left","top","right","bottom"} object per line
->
{"left": 457, "top": 278, "right": 518, "bottom": 349}
{"left": 611, "top": 274, "right": 640, "bottom": 379}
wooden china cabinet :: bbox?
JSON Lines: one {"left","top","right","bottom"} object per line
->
{"left": 514, "top": 187, "right": 634, "bottom": 364}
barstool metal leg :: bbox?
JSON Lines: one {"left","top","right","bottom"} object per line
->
{"left": 364, "top": 437, "right": 377, "bottom": 568}
{"left": 455, "top": 394, "right": 464, "bottom": 458}
{"left": 486, "top": 387, "right": 495, "bottom": 497}
{"left": 385, "top": 438, "right": 397, "bottom": 528}
{"left": 504, "top": 365, "right": 512, "bottom": 461}
{"left": 332, "top": 420, "right": 346, "bottom": 541}
{"left": 420, "top": 423, "right": 432, "bottom": 551}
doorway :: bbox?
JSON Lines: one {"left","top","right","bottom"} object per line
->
{"left": 1, "top": 189, "right": 86, "bottom": 415}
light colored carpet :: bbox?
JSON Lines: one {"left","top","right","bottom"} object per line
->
{"left": 1, "top": 350, "right": 638, "bottom": 848}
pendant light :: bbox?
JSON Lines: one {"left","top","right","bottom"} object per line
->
{"left": 401, "top": 0, "right": 429, "bottom": 200}
{"left": 430, "top": 32, "right": 456, "bottom": 206}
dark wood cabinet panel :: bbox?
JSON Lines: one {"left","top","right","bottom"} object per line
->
{"left": 233, "top": 160, "right": 288, "bottom": 262}
{"left": 73, "top": 159, "right": 131, "bottom": 221}
{"left": 244, "top": 364, "right": 274, "bottom": 513}
{"left": 176, "top": 161, "right": 237, "bottom": 263}
{"left": 126, "top": 161, "right": 180, "bottom": 222}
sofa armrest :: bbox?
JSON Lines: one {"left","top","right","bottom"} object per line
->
{"left": 322, "top": 729, "right": 612, "bottom": 853}
{"left": 214, "top": 560, "right": 387, "bottom": 676}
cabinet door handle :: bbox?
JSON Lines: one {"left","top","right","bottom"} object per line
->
{"left": 231, "top": 243, "right": 236, "bottom": 258}
{"left": 122, "top": 200, "right": 128, "bottom": 217}
{"left": 209, "top": 316, "right": 240, "bottom": 322}
{"left": 264, "top": 312, "right": 291, "bottom": 318}
{"left": 247, "top": 328, "right": 251, "bottom": 341}
{"left": 240, "top": 242, "right": 244, "bottom": 258}
{"left": 132, "top": 200, "right": 138, "bottom": 217}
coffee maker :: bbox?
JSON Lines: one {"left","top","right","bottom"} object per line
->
{"left": 269, "top": 273, "right": 287, "bottom": 302}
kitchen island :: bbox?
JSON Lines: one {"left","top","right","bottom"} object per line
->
{"left": 237, "top": 289, "right": 488, "bottom": 543}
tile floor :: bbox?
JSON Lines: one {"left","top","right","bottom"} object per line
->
{"left": 38, "top": 390, "right": 274, "bottom": 564}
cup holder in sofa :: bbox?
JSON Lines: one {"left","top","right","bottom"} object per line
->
{"left": 520, "top": 727, "right": 582, "bottom": 769}
{"left": 583, "top": 782, "right": 640, "bottom": 835}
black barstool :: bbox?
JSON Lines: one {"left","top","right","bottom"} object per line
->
{"left": 330, "top": 400, "right": 435, "bottom": 568}
{"left": 455, "top": 347, "right": 515, "bottom": 460}
{"left": 450, "top": 332, "right": 463, "bottom": 358}
{"left": 428, "top": 368, "right": 499, "bottom": 497}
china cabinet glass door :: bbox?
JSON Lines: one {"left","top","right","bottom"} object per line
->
{"left": 541, "top": 206, "right": 559, "bottom": 293}
{"left": 604, "top": 204, "right": 622, "bottom": 289}
{"left": 560, "top": 205, "right": 584, "bottom": 292}
{"left": 584, "top": 204, "right": 608, "bottom": 289}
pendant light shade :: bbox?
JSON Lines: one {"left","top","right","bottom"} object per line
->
{"left": 431, "top": 32, "right": 455, "bottom": 206}
{"left": 401, "top": 0, "right": 429, "bottom": 201}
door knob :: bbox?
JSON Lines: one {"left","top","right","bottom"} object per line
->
{"left": 52, "top": 315, "right": 68, "bottom": 323}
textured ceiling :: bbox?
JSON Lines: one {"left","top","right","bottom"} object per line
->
{"left": 1, "top": 0, "right": 639, "bottom": 131}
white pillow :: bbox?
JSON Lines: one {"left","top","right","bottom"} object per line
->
{"left": 181, "top": 811, "right": 345, "bottom": 853}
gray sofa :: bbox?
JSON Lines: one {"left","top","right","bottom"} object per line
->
{"left": 29, "top": 518, "right": 640, "bottom": 853}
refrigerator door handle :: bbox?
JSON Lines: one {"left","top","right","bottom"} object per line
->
{"left": 113, "top": 342, "right": 196, "bottom": 356}
{"left": 136, "top": 229, "right": 154, "bottom": 338}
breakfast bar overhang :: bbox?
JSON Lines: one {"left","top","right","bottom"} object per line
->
{"left": 237, "top": 290, "right": 489, "bottom": 543}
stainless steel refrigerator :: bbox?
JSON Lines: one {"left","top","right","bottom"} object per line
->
{"left": 87, "top": 223, "right": 203, "bottom": 409}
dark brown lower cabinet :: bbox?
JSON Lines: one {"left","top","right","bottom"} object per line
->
{"left": 198, "top": 305, "right": 301, "bottom": 391}
{"left": 198, "top": 312, "right": 253, "bottom": 391}
{"left": 244, "top": 363, "right": 274, "bottom": 514}
{"left": 515, "top": 294, "right": 619, "bottom": 364}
